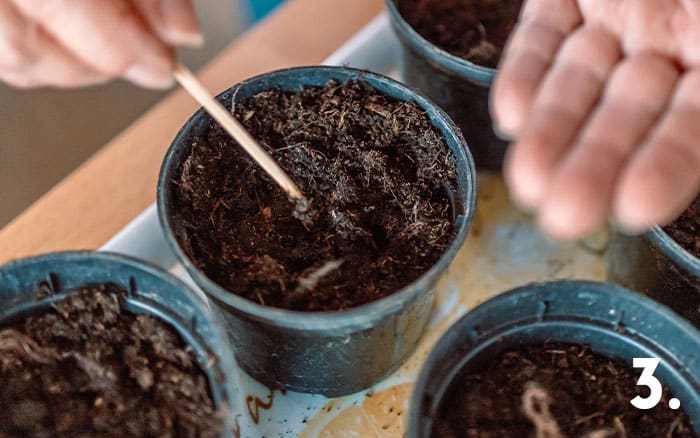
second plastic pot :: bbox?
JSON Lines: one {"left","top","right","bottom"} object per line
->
{"left": 608, "top": 227, "right": 700, "bottom": 328}
{"left": 385, "top": 0, "right": 507, "bottom": 171}
{"left": 158, "top": 66, "right": 477, "bottom": 396}
{"left": 0, "top": 251, "right": 241, "bottom": 437}
{"left": 409, "top": 280, "right": 700, "bottom": 436}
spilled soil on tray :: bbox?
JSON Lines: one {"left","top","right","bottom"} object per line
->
{"left": 398, "top": 0, "right": 523, "bottom": 68}
{"left": 431, "top": 343, "right": 694, "bottom": 437}
{"left": 173, "top": 79, "right": 461, "bottom": 311}
{"left": 0, "top": 283, "right": 222, "bottom": 437}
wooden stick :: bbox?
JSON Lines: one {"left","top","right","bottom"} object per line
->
{"left": 172, "top": 62, "right": 304, "bottom": 200}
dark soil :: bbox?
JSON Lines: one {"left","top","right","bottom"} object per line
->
{"left": 0, "top": 283, "right": 222, "bottom": 437}
{"left": 431, "top": 343, "right": 694, "bottom": 438}
{"left": 173, "top": 79, "right": 460, "bottom": 311}
{"left": 398, "top": 0, "right": 523, "bottom": 68}
{"left": 664, "top": 196, "right": 700, "bottom": 259}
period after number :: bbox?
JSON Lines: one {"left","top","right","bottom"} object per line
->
{"left": 631, "top": 358, "right": 681, "bottom": 410}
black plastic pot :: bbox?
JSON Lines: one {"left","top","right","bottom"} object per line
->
{"left": 0, "top": 251, "right": 240, "bottom": 437}
{"left": 385, "top": 0, "right": 508, "bottom": 170}
{"left": 409, "top": 280, "right": 700, "bottom": 437}
{"left": 158, "top": 66, "right": 477, "bottom": 397}
{"left": 608, "top": 227, "right": 700, "bottom": 328}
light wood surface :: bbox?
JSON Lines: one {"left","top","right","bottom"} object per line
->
{"left": 0, "top": 0, "right": 384, "bottom": 264}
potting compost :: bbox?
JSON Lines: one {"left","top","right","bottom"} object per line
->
{"left": 0, "top": 283, "right": 222, "bottom": 437}
{"left": 430, "top": 343, "right": 693, "bottom": 438}
{"left": 664, "top": 196, "right": 700, "bottom": 259}
{"left": 174, "top": 79, "right": 459, "bottom": 311}
{"left": 397, "top": 0, "right": 523, "bottom": 67}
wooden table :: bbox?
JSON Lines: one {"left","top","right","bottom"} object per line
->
{"left": 0, "top": 0, "right": 384, "bottom": 264}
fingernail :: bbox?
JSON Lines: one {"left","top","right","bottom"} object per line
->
{"left": 537, "top": 210, "right": 585, "bottom": 243}
{"left": 172, "top": 29, "right": 204, "bottom": 47}
{"left": 509, "top": 192, "right": 537, "bottom": 214}
{"left": 492, "top": 123, "right": 514, "bottom": 142}
{"left": 160, "top": 0, "right": 204, "bottom": 47}
{"left": 535, "top": 217, "right": 579, "bottom": 245}
{"left": 611, "top": 203, "right": 651, "bottom": 236}
{"left": 611, "top": 218, "right": 647, "bottom": 236}
{"left": 504, "top": 171, "right": 540, "bottom": 213}
{"left": 125, "top": 63, "right": 174, "bottom": 89}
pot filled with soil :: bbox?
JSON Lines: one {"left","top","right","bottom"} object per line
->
{"left": 0, "top": 251, "right": 240, "bottom": 437}
{"left": 608, "top": 196, "right": 700, "bottom": 328}
{"left": 158, "top": 66, "right": 476, "bottom": 396}
{"left": 385, "top": 0, "right": 523, "bottom": 170}
{"left": 410, "top": 280, "right": 700, "bottom": 437}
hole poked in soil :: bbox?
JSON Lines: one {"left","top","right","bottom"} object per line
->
{"left": 664, "top": 196, "right": 700, "bottom": 260}
{"left": 172, "top": 79, "right": 461, "bottom": 312}
{"left": 0, "top": 283, "right": 223, "bottom": 437}
{"left": 430, "top": 343, "right": 694, "bottom": 437}
{"left": 397, "top": 0, "right": 523, "bottom": 68}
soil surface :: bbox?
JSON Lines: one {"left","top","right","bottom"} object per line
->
{"left": 431, "top": 343, "right": 694, "bottom": 437}
{"left": 664, "top": 196, "right": 700, "bottom": 259}
{"left": 173, "top": 79, "right": 460, "bottom": 311}
{"left": 398, "top": 0, "right": 523, "bottom": 68}
{"left": 0, "top": 283, "right": 222, "bottom": 437}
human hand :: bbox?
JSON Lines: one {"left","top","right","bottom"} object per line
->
{"left": 0, "top": 0, "right": 202, "bottom": 89}
{"left": 492, "top": 0, "right": 700, "bottom": 239}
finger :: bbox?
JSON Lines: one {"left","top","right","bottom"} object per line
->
{"left": 538, "top": 54, "right": 679, "bottom": 239}
{"left": 0, "top": 0, "right": 38, "bottom": 72}
{"left": 2, "top": 32, "right": 110, "bottom": 88}
{"left": 614, "top": 69, "right": 700, "bottom": 232}
{"left": 590, "top": 0, "right": 680, "bottom": 61}
{"left": 491, "top": 0, "right": 582, "bottom": 135}
{"left": 0, "top": 2, "right": 108, "bottom": 88}
{"left": 577, "top": 0, "right": 624, "bottom": 28}
{"left": 581, "top": 0, "right": 700, "bottom": 65}
{"left": 504, "top": 25, "right": 621, "bottom": 209}
{"left": 131, "top": 0, "right": 203, "bottom": 47}
{"left": 12, "top": 0, "right": 174, "bottom": 89}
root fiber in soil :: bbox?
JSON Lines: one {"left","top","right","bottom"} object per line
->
{"left": 430, "top": 343, "right": 694, "bottom": 438}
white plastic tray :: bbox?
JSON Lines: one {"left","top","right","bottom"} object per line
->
{"left": 101, "top": 12, "right": 608, "bottom": 437}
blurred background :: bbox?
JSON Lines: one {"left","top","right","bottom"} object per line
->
{"left": 0, "top": 0, "right": 285, "bottom": 227}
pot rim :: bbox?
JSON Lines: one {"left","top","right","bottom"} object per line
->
{"left": 0, "top": 250, "right": 239, "bottom": 436}
{"left": 409, "top": 279, "right": 700, "bottom": 436}
{"left": 647, "top": 225, "right": 700, "bottom": 276}
{"left": 384, "top": 0, "right": 496, "bottom": 86}
{"left": 157, "top": 65, "right": 477, "bottom": 331}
